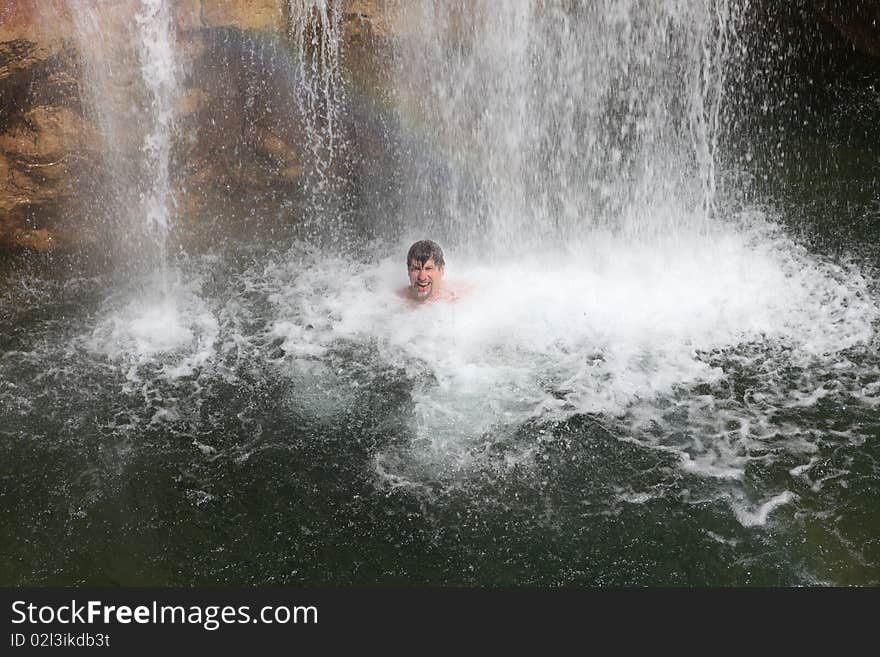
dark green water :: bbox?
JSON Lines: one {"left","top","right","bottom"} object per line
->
{"left": 2, "top": 174, "right": 879, "bottom": 587}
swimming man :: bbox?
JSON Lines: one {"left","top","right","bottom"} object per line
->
{"left": 399, "top": 239, "right": 461, "bottom": 303}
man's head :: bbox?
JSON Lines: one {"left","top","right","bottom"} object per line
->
{"left": 406, "top": 240, "right": 445, "bottom": 301}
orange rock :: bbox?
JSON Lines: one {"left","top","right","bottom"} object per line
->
{"left": 175, "top": 88, "right": 209, "bottom": 119}
{"left": 279, "top": 163, "right": 305, "bottom": 181}
{"left": 0, "top": 106, "right": 83, "bottom": 160}
{"left": 201, "top": 0, "right": 283, "bottom": 31}
{"left": 258, "top": 129, "right": 295, "bottom": 160}
{"left": 345, "top": 0, "right": 390, "bottom": 41}
{"left": 175, "top": 0, "right": 204, "bottom": 32}
{"left": 0, "top": 0, "right": 74, "bottom": 55}
{"left": 16, "top": 228, "right": 54, "bottom": 251}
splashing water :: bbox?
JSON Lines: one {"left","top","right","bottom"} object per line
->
{"left": 262, "top": 217, "right": 878, "bottom": 502}
{"left": 83, "top": 269, "right": 219, "bottom": 380}
{"left": 2, "top": 214, "right": 878, "bottom": 584}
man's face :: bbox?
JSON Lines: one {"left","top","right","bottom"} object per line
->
{"left": 408, "top": 257, "right": 444, "bottom": 301}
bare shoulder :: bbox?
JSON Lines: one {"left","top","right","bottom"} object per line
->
{"left": 443, "top": 284, "right": 472, "bottom": 302}
{"left": 396, "top": 284, "right": 471, "bottom": 305}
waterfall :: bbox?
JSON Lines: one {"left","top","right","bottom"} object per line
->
{"left": 287, "top": 0, "right": 347, "bottom": 228}
{"left": 71, "top": 0, "right": 181, "bottom": 276}
{"left": 133, "top": 0, "right": 181, "bottom": 257}
{"left": 388, "top": 0, "right": 733, "bottom": 254}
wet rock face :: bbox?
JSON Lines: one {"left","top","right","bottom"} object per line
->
{"left": 0, "top": 0, "right": 389, "bottom": 253}
{"left": 815, "top": 0, "right": 880, "bottom": 57}
{"left": 172, "top": 27, "right": 312, "bottom": 245}
{"left": 0, "top": 1, "right": 82, "bottom": 250}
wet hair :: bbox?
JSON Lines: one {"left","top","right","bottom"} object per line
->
{"left": 406, "top": 240, "right": 445, "bottom": 268}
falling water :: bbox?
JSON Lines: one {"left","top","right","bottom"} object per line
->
{"left": 287, "top": 0, "right": 347, "bottom": 227}
{"left": 71, "top": 0, "right": 181, "bottom": 277}
{"left": 388, "top": 0, "right": 733, "bottom": 252}
{"left": 133, "top": 0, "right": 181, "bottom": 261}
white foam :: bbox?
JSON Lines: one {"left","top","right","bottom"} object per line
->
{"left": 706, "top": 531, "right": 739, "bottom": 546}
{"left": 679, "top": 451, "right": 745, "bottom": 480}
{"left": 732, "top": 491, "right": 797, "bottom": 528}
{"left": 266, "top": 213, "right": 878, "bottom": 487}
{"left": 82, "top": 269, "right": 219, "bottom": 380}
{"left": 789, "top": 458, "right": 818, "bottom": 477}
